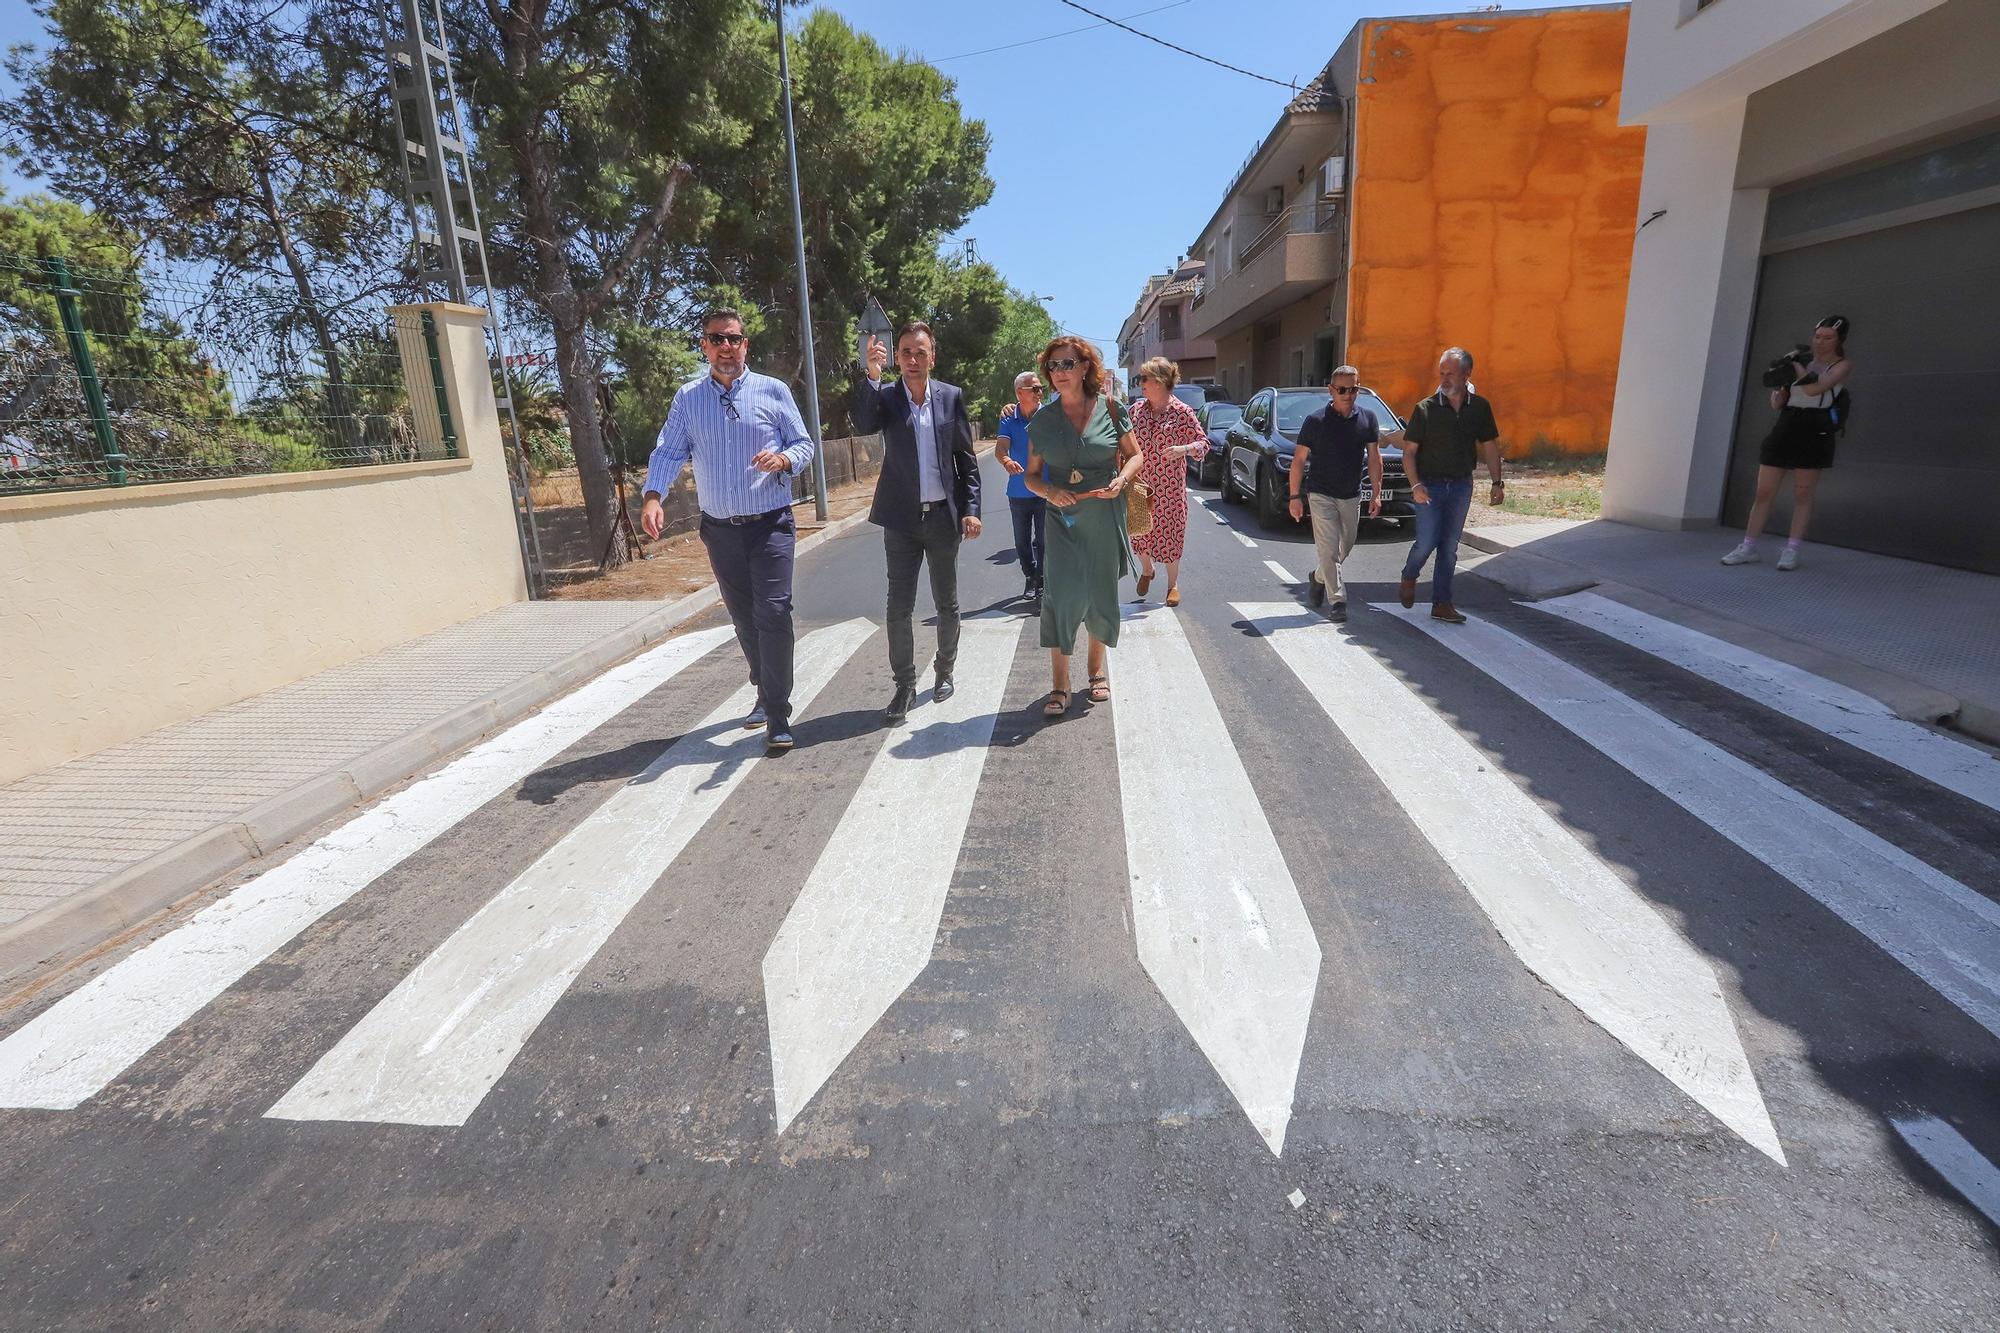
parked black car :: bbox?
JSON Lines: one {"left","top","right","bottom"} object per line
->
{"left": 1190, "top": 401, "right": 1242, "bottom": 487}
{"left": 1217, "top": 385, "right": 1415, "bottom": 530}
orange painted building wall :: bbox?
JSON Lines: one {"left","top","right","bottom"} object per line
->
{"left": 1346, "top": 10, "right": 1645, "bottom": 453}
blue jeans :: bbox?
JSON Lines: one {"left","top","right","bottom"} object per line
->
{"left": 1009, "top": 495, "right": 1047, "bottom": 584}
{"left": 1400, "top": 477, "right": 1474, "bottom": 605}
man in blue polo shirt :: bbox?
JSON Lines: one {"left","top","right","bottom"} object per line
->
{"left": 1288, "top": 364, "right": 1383, "bottom": 623}
{"left": 993, "top": 370, "right": 1046, "bottom": 603}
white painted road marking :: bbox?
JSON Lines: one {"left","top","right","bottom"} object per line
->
{"left": 1231, "top": 530, "right": 1259, "bottom": 549}
{"left": 1202, "top": 499, "right": 1230, "bottom": 524}
{"left": 764, "top": 618, "right": 1021, "bottom": 1133}
{"left": 0, "top": 626, "right": 737, "bottom": 1111}
{"left": 1530, "top": 591, "right": 2000, "bottom": 815}
{"left": 266, "top": 619, "right": 876, "bottom": 1126}
{"left": 1891, "top": 1114, "right": 2000, "bottom": 1228}
{"left": 1263, "top": 561, "right": 1300, "bottom": 584}
{"left": 1114, "top": 605, "right": 1320, "bottom": 1155}
{"left": 1240, "top": 603, "right": 1783, "bottom": 1163}
{"left": 1376, "top": 605, "right": 2000, "bottom": 1043}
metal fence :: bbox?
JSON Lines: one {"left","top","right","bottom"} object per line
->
{"left": 1, "top": 252, "right": 453, "bottom": 493}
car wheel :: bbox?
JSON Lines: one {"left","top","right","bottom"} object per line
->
{"left": 1256, "top": 464, "right": 1286, "bottom": 530}
{"left": 1217, "top": 457, "right": 1236, "bottom": 502}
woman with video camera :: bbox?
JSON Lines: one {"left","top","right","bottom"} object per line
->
{"left": 1722, "top": 315, "right": 1854, "bottom": 571}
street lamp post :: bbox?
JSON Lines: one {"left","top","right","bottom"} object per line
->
{"left": 775, "top": 0, "right": 830, "bottom": 522}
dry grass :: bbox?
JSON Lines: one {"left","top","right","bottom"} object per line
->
{"left": 1471, "top": 451, "right": 1606, "bottom": 525}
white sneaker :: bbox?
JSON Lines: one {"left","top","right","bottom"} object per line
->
{"left": 1777, "top": 546, "right": 1800, "bottom": 572}
{"left": 1720, "top": 542, "right": 1760, "bottom": 566}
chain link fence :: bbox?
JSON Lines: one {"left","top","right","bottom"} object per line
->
{"left": 1, "top": 252, "right": 454, "bottom": 493}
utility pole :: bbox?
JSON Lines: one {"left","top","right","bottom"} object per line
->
{"left": 775, "top": 0, "right": 830, "bottom": 522}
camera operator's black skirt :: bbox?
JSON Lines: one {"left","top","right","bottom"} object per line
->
{"left": 1758, "top": 407, "right": 1837, "bottom": 471}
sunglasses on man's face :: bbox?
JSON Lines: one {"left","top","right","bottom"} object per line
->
{"left": 705, "top": 332, "right": 746, "bottom": 347}
{"left": 1332, "top": 386, "right": 1358, "bottom": 396}
{"left": 1046, "top": 357, "right": 1079, "bottom": 373}
{"left": 1022, "top": 386, "right": 1044, "bottom": 394}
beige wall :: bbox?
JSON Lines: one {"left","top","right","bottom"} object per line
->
{"left": 0, "top": 303, "right": 529, "bottom": 784}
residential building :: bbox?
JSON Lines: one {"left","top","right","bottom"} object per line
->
{"left": 1116, "top": 258, "right": 1217, "bottom": 388}
{"left": 1602, "top": 0, "right": 1999, "bottom": 573}
{"left": 1187, "top": 6, "right": 1643, "bottom": 447}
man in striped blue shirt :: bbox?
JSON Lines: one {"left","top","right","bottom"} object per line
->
{"left": 642, "top": 307, "right": 817, "bottom": 752}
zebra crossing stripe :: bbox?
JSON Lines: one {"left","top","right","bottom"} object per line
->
{"left": 1528, "top": 591, "right": 2000, "bottom": 815}
{"left": 764, "top": 617, "right": 1022, "bottom": 1134}
{"left": 266, "top": 618, "right": 876, "bottom": 1127}
{"left": 1375, "top": 604, "right": 2000, "bottom": 1044}
{"left": 0, "top": 625, "right": 737, "bottom": 1111}
{"left": 1890, "top": 1114, "right": 2000, "bottom": 1228}
{"left": 1114, "top": 605, "right": 1320, "bottom": 1156}
{"left": 1240, "top": 603, "right": 1784, "bottom": 1164}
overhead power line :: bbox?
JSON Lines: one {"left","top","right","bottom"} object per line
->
{"left": 1054, "top": 0, "right": 1298, "bottom": 89}
{"left": 934, "top": 1, "right": 1192, "bottom": 62}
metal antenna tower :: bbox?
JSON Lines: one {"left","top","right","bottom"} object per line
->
{"left": 378, "top": 0, "right": 546, "bottom": 595}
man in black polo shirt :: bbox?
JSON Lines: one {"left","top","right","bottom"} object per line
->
{"left": 1288, "top": 364, "right": 1383, "bottom": 623}
{"left": 1398, "top": 346, "right": 1502, "bottom": 624}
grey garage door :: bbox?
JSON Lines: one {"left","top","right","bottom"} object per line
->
{"left": 1723, "top": 203, "right": 2000, "bottom": 573}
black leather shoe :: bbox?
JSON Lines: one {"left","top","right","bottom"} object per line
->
{"left": 1330, "top": 600, "right": 1348, "bottom": 623}
{"left": 933, "top": 673, "right": 956, "bottom": 704}
{"left": 885, "top": 685, "right": 916, "bottom": 724}
{"left": 1308, "top": 572, "right": 1326, "bottom": 607}
{"left": 744, "top": 704, "right": 767, "bottom": 730}
{"left": 765, "top": 725, "right": 794, "bottom": 753}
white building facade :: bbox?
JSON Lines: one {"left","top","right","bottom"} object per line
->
{"left": 1603, "top": 0, "right": 2000, "bottom": 572}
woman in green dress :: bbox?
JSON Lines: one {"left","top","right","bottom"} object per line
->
{"left": 1022, "top": 336, "right": 1143, "bottom": 716}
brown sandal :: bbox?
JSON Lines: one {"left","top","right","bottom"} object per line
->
{"left": 1087, "top": 675, "right": 1110, "bottom": 703}
{"left": 1042, "top": 689, "right": 1071, "bottom": 717}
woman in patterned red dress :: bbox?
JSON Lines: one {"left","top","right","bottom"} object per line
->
{"left": 1129, "top": 357, "right": 1208, "bottom": 606}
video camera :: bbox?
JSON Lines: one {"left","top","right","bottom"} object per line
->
{"left": 1760, "top": 345, "right": 1813, "bottom": 390}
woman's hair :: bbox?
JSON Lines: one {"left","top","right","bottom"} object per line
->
{"left": 1816, "top": 314, "right": 1851, "bottom": 352}
{"left": 1138, "top": 356, "right": 1180, "bottom": 391}
{"left": 1038, "top": 336, "right": 1105, "bottom": 397}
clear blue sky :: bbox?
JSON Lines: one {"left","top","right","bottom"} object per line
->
{"left": 0, "top": 1, "right": 1569, "bottom": 356}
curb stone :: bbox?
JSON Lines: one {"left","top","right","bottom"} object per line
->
{"left": 0, "top": 506, "right": 873, "bottom": 991}
{"left": 1458, "top": 529, "right": 1996, "bottom": 747}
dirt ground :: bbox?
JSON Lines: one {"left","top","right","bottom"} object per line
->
{"left": 544, "top": 475, "right": 879, "bottom": 602}
{"left": 1473, "top": 453, "right": 1606, "bottom": 526}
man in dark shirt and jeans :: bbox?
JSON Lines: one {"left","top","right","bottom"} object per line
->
{"left": 1398, "top": 346, "right": 1502, "bottom": 624}
{"left": 1288, "top": 364, "right": 1382, "bottom": 623}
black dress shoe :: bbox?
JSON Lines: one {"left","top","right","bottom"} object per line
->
{"left": 765, "top": 725, "right": 794, "bottom": 752}
{"left": 885, "top": 685, "right": 916, "bottom": 724}
{"left": 744, "top": 704, "right": 767, "bottom": 730}
{"left": 1330, "top": 600, "right": 1348, "bottom": 623}
{"left": 933, "top": 673, "right": 956, "bottom": 704}
{"left": 1308, "top": 572, "right": 1326, "bottom": 607}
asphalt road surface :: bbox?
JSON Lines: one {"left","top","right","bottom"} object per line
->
{"left": 2, "top": 451, "right": 1997, "bottom": 1331}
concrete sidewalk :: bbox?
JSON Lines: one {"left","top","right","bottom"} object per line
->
{"left": 1462, "top": 518, "right": 2000, "bottom": 742}
{"left": 0, "top": 509, "right": 870, "bottom": 985}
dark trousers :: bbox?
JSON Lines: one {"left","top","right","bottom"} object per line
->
{"left": 885, "top": 504, "right": 962, "bottom": 688}
{"left": 700, "top": 508, "right": 797, "bottom": 723}
{"left": 1400, "top": 476, "right": 1475, "bottom": 605}
{"left": 1009, "top": 495, "right": 1047, "bottom": 584}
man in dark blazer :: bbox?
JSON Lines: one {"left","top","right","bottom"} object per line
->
{"left": 854, "top": 320, "right": 982, "bottom": 724}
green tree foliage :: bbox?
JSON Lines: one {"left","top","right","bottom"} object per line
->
{"left": 0, "top": 193, "right": 238, "bottom": 469}
{"left": 2, "top": 0, "right": 408, "bottom": 430}
{"left": 700, "top": 11, "right": 994, "bottom": 430}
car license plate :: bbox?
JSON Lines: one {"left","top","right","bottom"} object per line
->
{"left": 1360, "top": 485, "right": 1374, "bottom": 499}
